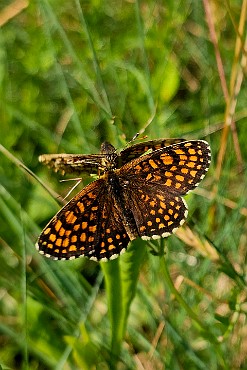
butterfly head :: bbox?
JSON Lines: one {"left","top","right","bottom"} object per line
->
{"left": 100, "top": 142, "right": 118, "bottom": 171}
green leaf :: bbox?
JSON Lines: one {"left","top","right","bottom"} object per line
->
{"left": 64, "top": 324, "right": 99, "bottom": 370}
{"left": 101, "top": 239, "right": 146, "bottom": 368}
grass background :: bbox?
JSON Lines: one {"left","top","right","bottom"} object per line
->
{"left": 0, "top": 0, "right": 247, "bottom": 369}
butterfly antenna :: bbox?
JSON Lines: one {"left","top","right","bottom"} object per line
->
{"left": 125, "top": 106, "right": 157, "bottom": 148}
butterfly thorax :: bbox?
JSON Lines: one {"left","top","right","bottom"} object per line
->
{"left": 105, "top": 170, "right": 138, "bottom": 240}
{"left": 98, "top": 144, "right": 138, "bottom": 240}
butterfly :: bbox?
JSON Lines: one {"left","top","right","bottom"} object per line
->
{"left": 36, "top": 138, "right": 211, "bottom": 261}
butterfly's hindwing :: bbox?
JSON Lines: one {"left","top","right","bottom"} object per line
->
{"left": 36, "top": 179, "right": 129, "bottom": 260}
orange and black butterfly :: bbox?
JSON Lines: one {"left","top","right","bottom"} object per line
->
{"left": 36, "top": 138, "right": 211, "bottom": 261}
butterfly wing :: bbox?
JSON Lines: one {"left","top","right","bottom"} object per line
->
{"left": 124, "top": 182, "right": 188, "bottom": 239}
{"left": 118, "top": 140, "right": 211, "bottom": 239}
{"left": 36, "top": 178, "right": 130, "bottom": 260}
{"left": 118, "top": 138, "right": 185, "bottom": 166}
{"left": 120, "top": 140, "right": 211, "bottom": 195}
{"left": 39, "top": 153, "right": 105, "bottom": 175}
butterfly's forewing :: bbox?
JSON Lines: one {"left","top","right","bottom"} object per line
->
{"left": 120, "top": 140, "right": 211, "bottom": 195}
{"left": 118, "top": 138, "right": 186, "bottom": 166}
{"left": 39, "top": 154, "right": 105, "bottom": 175}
